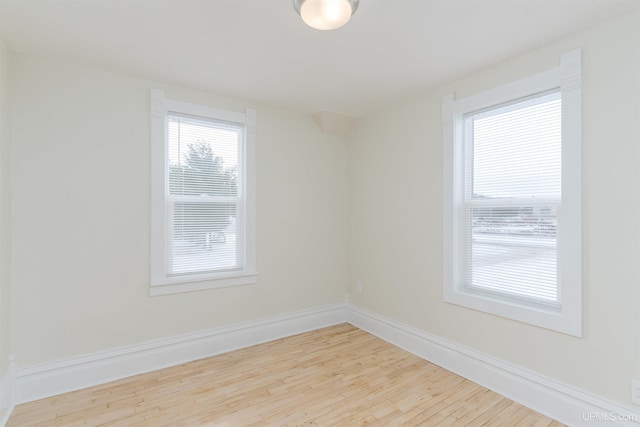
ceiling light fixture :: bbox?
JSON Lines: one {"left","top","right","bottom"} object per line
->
{"left": 294, "top": 0, "right": 359, "bottom": 30}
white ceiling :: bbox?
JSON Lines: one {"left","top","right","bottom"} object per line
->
{"left": 1, "top": 0, "right": 639, "bottom": 117}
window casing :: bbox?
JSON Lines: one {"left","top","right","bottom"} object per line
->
{"left": 150, "top": 90, "right": 256, "bottom": 295}
{"left": 442, "top": 50, "right": 582, "bottom": 336}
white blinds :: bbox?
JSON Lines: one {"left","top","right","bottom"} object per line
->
{"left": 166, "top": 113, "right": 243, "bottom": 276}
{"left": 464, "top": 91, "right": 561, "bottom": 305}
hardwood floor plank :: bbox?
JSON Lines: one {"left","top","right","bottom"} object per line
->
{"left": 8, "top": 324, "right": 564, "bottom": 426}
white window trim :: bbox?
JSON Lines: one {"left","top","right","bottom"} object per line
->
{"left": 442, "top": 49, "right": 582, "bottom": 336}
{"left": 150, "top": 90, "right": 257, "bottom": 296}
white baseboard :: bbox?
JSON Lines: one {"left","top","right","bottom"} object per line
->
{"left": 11, "top": 301, "right": 640, "bottom": 426}
{"left": 0, "top": 359, "right": 15, "bottom": 427}
{"left": 15, "top": 302, "right": 346, "bottom": 404}
{"left": 347, "top": 303, "right": 640, "bottom": 426}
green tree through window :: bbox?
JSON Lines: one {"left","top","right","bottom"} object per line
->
{"left": 170, "top": 141, "right": 238, "bottom": 247}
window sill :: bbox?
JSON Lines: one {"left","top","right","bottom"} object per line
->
{"left": 444, "top": 287, "right": 581, "bottom": 337}
{"left": 150, "top": 272, "right": 257, "bottom": 296}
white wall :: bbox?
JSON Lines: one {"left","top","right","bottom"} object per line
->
{"left": 9, "top": 54, "right": 349, "bottom": 366}
{"left": 348, "top": 10, "right": 640, "bottom": 407}
{"left": 0, "top": 33, "right": 12, "bottom": 413}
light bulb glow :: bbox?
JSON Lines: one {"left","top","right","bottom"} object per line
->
{"left": 300, "top": 0, "right": 353, "bottom": 30}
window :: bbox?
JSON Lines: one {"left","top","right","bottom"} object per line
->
{"left": 150, "top": 90, "right": 256, "bottom": 295}
{"left": 442, "top": 50, "right": 582, "bottom": 336}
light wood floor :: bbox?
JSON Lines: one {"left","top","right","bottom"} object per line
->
{"left": 8, "top": 324, "right": 565, "bottom": 426}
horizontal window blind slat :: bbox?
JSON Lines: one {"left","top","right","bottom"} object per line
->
{"left": 166, "top": 113, "right": 243, "bottom": 276}
{"left": 464, "top": 90, "right": 561, "bottom": 305}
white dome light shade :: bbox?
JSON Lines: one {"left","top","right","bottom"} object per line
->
{"left": 295, "top": 0, "right": 359, "bottom": 30}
